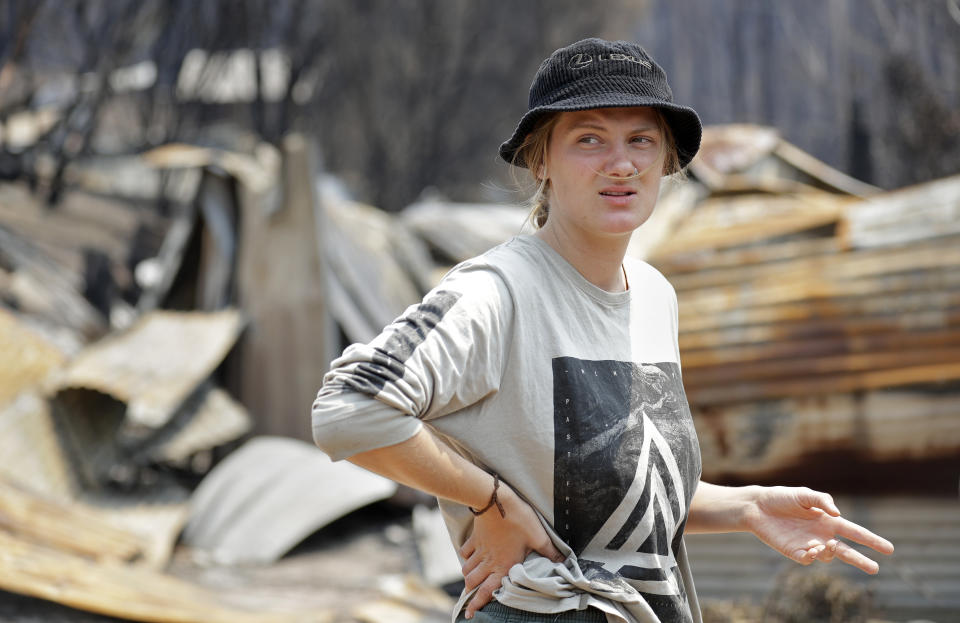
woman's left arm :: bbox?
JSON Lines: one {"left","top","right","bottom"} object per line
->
{"left": 686, "top": 482, "right": 894, "bottom": 574}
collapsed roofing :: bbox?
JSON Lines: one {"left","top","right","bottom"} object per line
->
{"left": 1, "top": 124, "right": 958, "bottom": 619}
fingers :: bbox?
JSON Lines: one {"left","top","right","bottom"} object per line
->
{"left": 833, "top": 516, "right": 895, "bottom": 555}
{"left": 808, "top": 538, "right": 882, "bottom": 574}
{"left": 464, "top": 574, "right": 501, "bottom": 620}
{"left": 463, "top": 562, "right": 491, "bottom": 593}
{"left": 796, "top": 487, "right": 841, "bottom": 516}
{"left": 831, "top": 540, "right": 880, "bottom": 574}
{"left": 793, "top": 542, "right": 825, "bottom": 566}
{"left": 536, "top": 540, "right": 566, "bottom": 564}
{"left": 461, "top": 554, "right": 482, "bottom": 588}
{"left": 815, "top": 539, "right": 838, "bottom": 563}
{"left": 460, "top": 537, "right": 476, "bottom": 560}
{"left": 460, "top": 537, "right": 481, "bottom": 590}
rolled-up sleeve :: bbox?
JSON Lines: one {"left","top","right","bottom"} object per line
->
{"left": 311, "top": 389, "right": 422, "bottom": 461}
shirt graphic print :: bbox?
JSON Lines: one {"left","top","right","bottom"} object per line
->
{"left": 553, "top": 357, "right": 701, "bottom": 622}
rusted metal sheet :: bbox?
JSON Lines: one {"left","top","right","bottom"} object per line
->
{"left": 689, "top": 124, "right": 879, "bottom": 197}
{"left": 182, "top": 436, "right": 397, "bottom": 564}
{"left": 772, "top": 140, "right": 880, "bottom": 197}
{"left": 694, "top": 390, "right": 960, "bottom": 481}
{"left": 652, "top": 237, "right": 843, "bottom": 276}
{"left": 0, "top": 477, "right": 146, "bottom": 563}
{"left": 690, "top": 124, "right": 780, "bottom": 187}
{"left": 52, "top": 309, "right": 244, "bottom": 429}
{"left": 0, "top": 391, "right": 189, "bottom": 568}
{"left": 0, "top": 307, "right": 247, "bottom": 569}
{"left": 845, "top": 173, "right": 960, "bottom": 249}
{"left": 649, "top": 191, "right": 850, "bottom": 258}
{"left": 0, "top": 530, "right": 331, "bottom": 623}
{"left": 668, "top": 229, "right": 960, "bottom": 408}
{"left": 77, "top": 486, "right": 190, "bottom": 569}
{"left": 645, "top": 155, "right": 960, "bottom": 478}
{"left": 626, "top": 182, "right": 702, "bottom": 261}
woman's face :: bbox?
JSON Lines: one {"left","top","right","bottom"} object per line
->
{"left": 541, "top": 106, "right": 665, "bottom": 242}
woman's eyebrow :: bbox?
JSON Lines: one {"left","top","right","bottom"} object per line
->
{"left": 565, "top": 121, "right": 606, "bottom": 133}
{"left": 566, "top": 121, "right": 659, "bottom": 133}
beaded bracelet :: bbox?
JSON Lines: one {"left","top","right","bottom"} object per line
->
{"left": 469, "top": 473, "right": 506, "bottom": 518}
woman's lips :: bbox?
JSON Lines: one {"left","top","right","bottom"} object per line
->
{"left": 599, "top": 188, "right": 636, "bottom": 205}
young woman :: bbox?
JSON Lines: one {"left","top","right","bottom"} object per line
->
{"left": 312, "top": 38, "right": 893, "bottom": 623}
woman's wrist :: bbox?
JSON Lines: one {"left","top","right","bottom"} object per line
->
{"left": 470, "top": 473, "right": 506, "bottom": 518}
{"left": 735, "top": 485, "right": 764, "bottom": 533}
{"left": 688, "top": 482, "right": 763, "bottom": 534}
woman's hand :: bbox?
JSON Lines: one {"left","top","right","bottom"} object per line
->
{"left": 744, "top": 486, "right": 894, "bottom": 574}
{"left": 459, "top": 484, "right": 564, "bottom": 619}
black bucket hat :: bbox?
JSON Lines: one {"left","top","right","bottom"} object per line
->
{"left": 499, "top": 38, "right": 702, "bottom": 170}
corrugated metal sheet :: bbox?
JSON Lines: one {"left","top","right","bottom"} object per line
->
{"left": 53, "top": 309, "right": 244, "bottom": 429}
{"left": 0, "top": 392, "right": 76, "bottom": 500}
{"left": 0, "top": 308, "right": 65, "bottom": 408}
{"left": 0, "top": 391, "right": 189, "bottom": 568}
{"left": 401, "top": 199, "right": 529, "bottom": 265}
{"left": 182, "top": 437, "right": 397, "bottom": 564}
{"left": 323, "top": 195, "right": 432, "bottom": 343}
{"left": 0, "top": 477, "right": 146, "bottom": 563}
{"left": 0, "top": 182, "right": 149, "bottom": 278}
{"left": 0, "top": 224, "right": 107, "bottom": 339}
{"left": 649, "top": 191, "right": 851, "bottom": 258}
{"left": 689, "top": 125, "right": 880, "bottom": 197}
{"left": 846, "top": 173, "right": 960, "bottom": 248}
{"left": 0, "top": 529, "right": 332, "bottom": 623}
{"left": 646, "top": 141, "right": 960, "bottom": 480}
{"left": 139, "top": 383, "right": 251, "bottom": 465}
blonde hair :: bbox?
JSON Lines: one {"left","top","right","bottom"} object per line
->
{"left": 512, "top": 109, "right": 682, "bottom": 229}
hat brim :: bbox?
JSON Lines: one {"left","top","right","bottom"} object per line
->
{"left": 498, "top": 95, "right": 702, "bottom": 170}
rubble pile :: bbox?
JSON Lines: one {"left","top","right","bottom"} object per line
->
{"left": 1, "top": 125, "right": 958, "bottom": 620}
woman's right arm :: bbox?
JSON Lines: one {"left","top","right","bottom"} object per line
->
{"left": 346, "top": 425, "right": 564, "bottom": 620}
{"left": 312, "top": 267, "right": 560, "bottom": 617}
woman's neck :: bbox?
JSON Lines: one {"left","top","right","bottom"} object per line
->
{"left": 535, "top": 225, "right": 630, "bottom": 292}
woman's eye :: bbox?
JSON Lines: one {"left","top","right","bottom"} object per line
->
{"left": 577, "top": 135, "right": 600, "bottom": 144}
{"left": 631, "top": 136, "right": 653, "bottom": 144}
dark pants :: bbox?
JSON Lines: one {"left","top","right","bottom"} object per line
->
{"left": 456, "top": 601, "right": 607, "bottom": 623}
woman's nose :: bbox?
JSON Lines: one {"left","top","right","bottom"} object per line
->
{"left": 603, "top": 150, "right": 638, "bottom": 178}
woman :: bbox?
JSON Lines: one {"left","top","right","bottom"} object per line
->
{"left": 312, "top": 38, "right": 894, "bottom": 623}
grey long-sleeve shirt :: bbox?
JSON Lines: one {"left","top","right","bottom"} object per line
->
{"left": 312, "top": 235, "right": 702, "bottom": 623}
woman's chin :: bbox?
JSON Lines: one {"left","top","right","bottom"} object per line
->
{"left": 596, "top": 213, "right": 652, "bottom": 236}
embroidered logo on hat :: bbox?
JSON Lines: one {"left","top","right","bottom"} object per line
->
{"left": 569, "top": 51, "right": 652, "bottom": 70}
{"left": 599, "top": 52, "right": 652, "bottom": 68}
{"left": 568, "top": 53, "right": 594, "bottom": 69}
